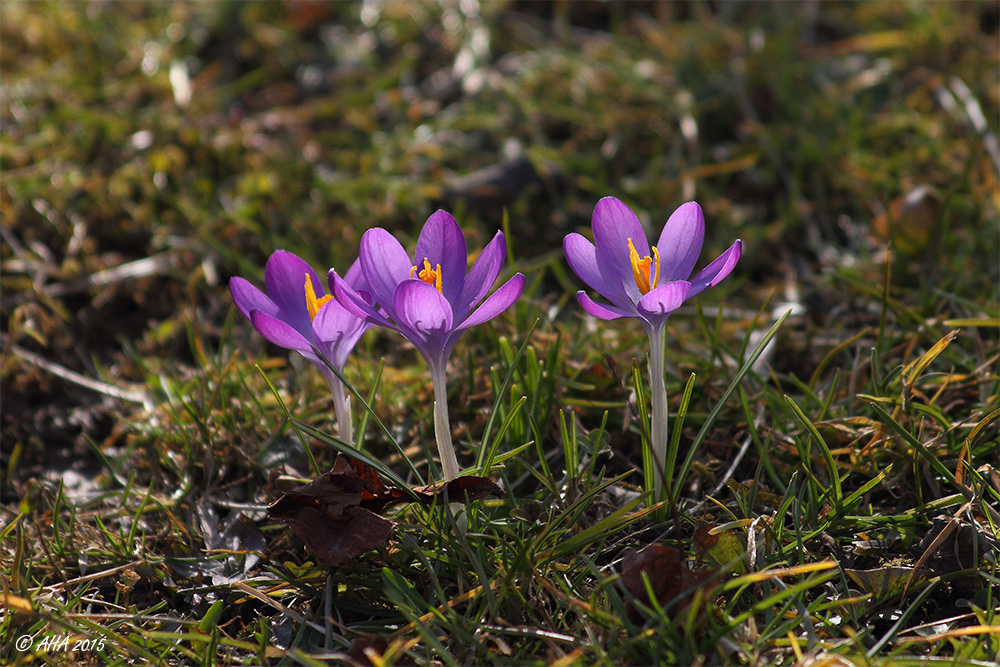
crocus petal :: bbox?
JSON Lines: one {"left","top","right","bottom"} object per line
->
{"left": 339, "top": 256, "right": 369, "bottom": 293}
{"left": 592, "top": 196, "right": 650, "bottom": 259}
{"left": 656, "top": 202, "right": 704, "bottom": 282}
{"left": 230, "top": 277, "right": 281, "bottom": 322}
{"left": 249, "top": 309, "right": 313, "bottom": 352}
{"left": 688, "top": 239, "right": 743, "bottom": 298}
{"left": 331, "top": 272, "right": 398, "bottom": 330}
{"left": 392, "top": 280, "right": 454, "bottom": 347}
{"left": 414, "top": 210, "right": 467, "bottom": 306}
{"left": 456, "top": 273, "right": 525, "bottom": 330}
{"left": 577, "top": 291, "right": 632, "bottom": 320}
{"left": 263, "top": 250, "right": 318, "bottom": 336}
{"left": 312, "top": 298, "right": 370, "bottom": 369}
{"left": 359, "top": 228, "right": 413, "bottom": 313}
{"left": 636, "top": 280, "right": 691, "bottom": 324}
{"left": 314, "top": 295, "right": 368, "bottom": 344}
{"left": 563, "top": 232, "right": 628, "bottom": 307}
{"left": 591, "top": 197, "right": 648, "bottom": 304}
{"left": 457, "top": 230, "right": 505, "bottom": 321}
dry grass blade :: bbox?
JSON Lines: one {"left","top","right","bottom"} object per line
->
{"left": 6, "top": 339, "right": 151, "bottom": 406}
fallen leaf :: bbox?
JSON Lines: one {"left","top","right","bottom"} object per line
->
{"left": 693, "top": 521, "right": 747, "bottom": 574}
{"left": 620, "top": 544, "right": 715, "bottom": 622}
{"left": 267, "top": 462, "right": 395, "bottom": 568}
{"left": 410, "top": 475, "right": 506, "bottom": 506}
{"left": 724, "top": 479, "right": 785, "bottom": 509}
{"left": 845, "top": 566, "right": 923, "bottom": 598}
{"left": 268, "top": 454, "right": 505, "bottom": 567}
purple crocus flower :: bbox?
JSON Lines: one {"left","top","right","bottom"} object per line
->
{"left": 563, "top": 197, "right": 742, "bottom": 498}
{"left": 230, "top": 250, "right": 371, "bottom": 445}
{"left": 333, "top": 210, "right": 525, "bottom": 481}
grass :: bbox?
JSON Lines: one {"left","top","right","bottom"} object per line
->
{"left": 2, "top": 1, "right": 999, "bottom": 665}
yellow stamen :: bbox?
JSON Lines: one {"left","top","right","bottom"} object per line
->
{"left": 651, "top": 247, "right": 660, "bottom": 290}
{"left": 304, "top": 273, "right": 332, "bottom": 320}
{"left": 627, "top": 238, "right": 660, "bottom": 295}
{"left": 411, "top": 258, "right": 443, "bottom": 292}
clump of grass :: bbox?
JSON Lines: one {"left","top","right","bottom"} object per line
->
{"left": 2, "top": 2, "right": 998, "bottom": 666}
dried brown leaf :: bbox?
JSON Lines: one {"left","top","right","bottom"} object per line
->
{"left": 268, "top": 457, "right": 396, "bottom": 568}
{"left": 620, "top": 544, "right": 716, "bottom": 622}
{"left": 268, "top": 454, "right": 504, "bottom": 567}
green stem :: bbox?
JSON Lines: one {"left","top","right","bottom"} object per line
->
{"left": 429, "top": 360, "right": 461, "bottom": 482}
{"left": 647, "top": 325, "right": 668, "bottom": 500}
{"left": 324, "top": 370, "right": 354, "bottom": 447}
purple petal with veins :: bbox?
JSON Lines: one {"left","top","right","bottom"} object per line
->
{"left": 414, "top": 210, "right": 468, "bottom": 306}
{"left": 636, "top": 280, "right": 691, "bottom": 328}
{"left": 689, "top": 239, "right": 743, "bottom": 298}
{"left": 577, "top": 292, "right": 632, "bottom": 321}
{"left": 263, "top": 250, "right": 317, "bottom": 337}
{"left": 457, "top": 231, "right": 506, "bottom": 321}
{"left": 564, "top": 232, "right": 629, "bottom": 308}
{"left": 655, "top": 201, "right": 704, "bottom": 282}
{"left": 591, "top": 197, "right": 648, "bottom": 304}
{"left": 457, "top": 273, "right": 525, "bottom": 330}
{"left": 249, "top": 309, "right": 312, "bottom": 352}
{"left": 230, "top": 277, "right": 281, "bottom": 322}
{"left": 331, "top": 271, "right": 398, "bottom": 331}
{"left": 359, "top": 228, "right": 413, "bottom": 314}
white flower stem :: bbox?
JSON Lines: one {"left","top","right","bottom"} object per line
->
{"left": 647, "top": 325, "right": 668, "bottom": 500}
{"left": 326, "top": 371, "right": 354, "bottom": 447}
{"left": 430, "top": 360, "right": 461, "bottom": 482}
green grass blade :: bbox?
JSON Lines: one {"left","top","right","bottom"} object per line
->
{"left": 292, "top": 419, "right": 417, "bottom": 496}
{"left": 673, "top": 308, "right": 792, "bottom": 505}
{"left": 309, "top": 347, "right": 424, "bottom": 484}
{"left": 354, "top": 358, "right": 384, "bottom": 449}
{"left": 632, "top": 358, "right": 654, "bottom": 498}
{"left": 664, "top": 372, "right": 696, "bottom": 500}
{"left": 866, "top": 400, "right": 957, "bottom": 486}
{"left": 477, "top": 318, "right": 539, "bottom": 471}
{"left": 479, "top": 395, "right": 528, "bottom": 473}
{"left": 256, "top": 364, "right": 321, "bottom": 476}
{"left": 840, "top": 464, "right": 893, "bottom": 515}
{"left": 784, "top": 394, "right": 843, "bottom": 511}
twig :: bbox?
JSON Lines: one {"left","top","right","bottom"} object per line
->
{"left": 43, "top": 562, "right": 140, "bottom": 593}
{"left": 6, "top": 338, "right": 151, "bottom": 408}
{"left": 1, "top": 251, "right": 181, "bottom": 309}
